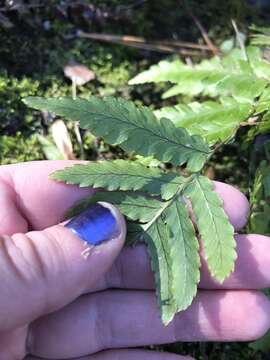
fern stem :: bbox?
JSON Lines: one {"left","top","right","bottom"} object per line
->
{"left": 232, "top": 19, "right": 248, "bottom": 61}
{"left": 71, "top": 79, "right": 85, "bottom": 159}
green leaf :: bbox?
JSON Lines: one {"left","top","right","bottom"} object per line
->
{"left": 250, "top": 25, "right": 270, "bottom": 47}
{"left": 248, "top": 160, "right": 270, "bottom": 236}
{"left": 252, "top": 113, "right": 270, "bottom": 138}
{"left": 246, "top": 87, "right": 270, "bottom": 141}
{"left": 130, "top": 57, "right": 225, "bottom": 98}
{"left": 155, "top": 98, "right": 253, "bottom": 145}
{"left": 128, "top": 59, "right": 185, "bottom": 85}
{"left": 27, "top": 93, "right": 239, "bottom": 324}
{"left": 249, "top": 204, "right": 270, "bottom": 236}
{"left": 250, "top": 285, "right": 270, "bottom": 352}
{"left": 37, "top": 135, "right": 64, "bottom": 160}
{"left": 66, "top": 186, "right": 200, "bottom": 325}
{"left": 142, "top": 198, "right": 200, "bottom": 325}
{"left": 24, "top": 96, "right": 210, "bottom": 172}
{"left": 163, "top": 199, "right": 200, "bottom": 316}
{"left": 250, "top": 330, "right": 270, "bottom": 352}
{"left": 163, "top": 69, "right": 267, "bottom": 102}
{"left": 184, "top": 175, "right": 236, "bottom": 282}
{"left": 255, "top": 87, "right": 270, "bottom": 114}
{"left": 129, "top": 49, "right": 268, "bottom": 101}
{"left": 51, "top": 159, "right": 186, "bottom": 200}
{"left": 66, "top": 191, "right": 164, "bottom": 223}
{"left": 134, "top": 155, "right": 161, "bottom": 167}
{"left": 246, "top": 47, "right": 270, "bottom": 80}
{"left": 143, "top": 216, "right": 176, "bottom": 325}
{"left": 215, "top": 74, "right": 267, "bottom": 103}
{"left": 125, "top": 222, "right": 145, "bottom": 246}
{"left": 58, "top": 171, "right": 236, "bottom": 324}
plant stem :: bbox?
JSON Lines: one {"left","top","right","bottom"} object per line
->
{"left": 232, "top": 19, "right": 248, "bottom": 61}
{"left": 72, "top": 79, "right": 85, "bottom": 159}
{"left": 72, "top": 80, "right": 77, "bottom": 100}
{"left": 143, "top": 176, "right": 194, "bottom": 233}
{"left": 183, "top": 0, "right": 220, "bottom": 57}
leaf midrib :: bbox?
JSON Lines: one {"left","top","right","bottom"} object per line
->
{"left": 157, "top": 220, "right": 172, "bottom": 304}
{"left": 49, "top": 103, "right": 209, "bottom": 155}
{"left": 65, "top": 170, "right": 182, "bottom": 185}
{"left": 172, "top": 104, "right": 251, "bottom": 125}
{"left": 172, "top": 68, "right": 257, "bottom": 81}
{"left": 195, "top": 177, "right": 224, "bottom": 273}
{"left": 174, "top": 202, "right": 188, "bottom": 306}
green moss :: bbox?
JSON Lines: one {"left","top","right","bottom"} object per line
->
{"left": 0, "top": 1, "right": 270, "bottom": 358}
{"left": 0, "top": 133, "right": 44, "bottom": 165}
{"left": 0, "top": 74, "right": 40, "bottom": 134}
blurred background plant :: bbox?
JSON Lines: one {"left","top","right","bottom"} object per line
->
{"left": 2, "top": 0, "right": 270, "bottom": 358}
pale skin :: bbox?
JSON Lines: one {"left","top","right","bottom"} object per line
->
{"left": 0, "top": 161, "right": 270, "bottom": 360}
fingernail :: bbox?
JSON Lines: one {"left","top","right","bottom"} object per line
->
{"left": 65, "top": 203, "right": 120, "bottom": 245}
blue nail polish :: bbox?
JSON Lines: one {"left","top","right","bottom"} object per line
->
{"left": 65, "top": 204, "right": 120, "bottom": 245}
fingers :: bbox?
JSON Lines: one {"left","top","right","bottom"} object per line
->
{"left": 213, "top": 181, "right": 249, "bottom": 231}
{"left": 25, "top": 349, "right": 193, "bottom": 360}
{"left": 0, "top": 176, "right": 29, "bottom": 235}
{"left": 0, "top": 203, "right": 126, "bottom": 331}
{"left": 200, "top": 234, "right": 270, "bottom": 289}
{"left": 0, "top": 161, "right": 249, "bottom": 234}
{"left": 85, "top": 350, "right": 193, "bottom": 360}
{"left": 0, "top": 160, "right": 91, "bottom": 233}
{"left": 28, "top": 290, "right": 270, "bottom": 358}
{"left": 89, "top": 234, "right": 270, "bottom": 292}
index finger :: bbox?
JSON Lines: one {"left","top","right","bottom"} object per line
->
{"left": 0, "top": 160, "right": 249, "bottom": 234}
{"left": 0, "top": 160, "right": 93, "bottom": 233}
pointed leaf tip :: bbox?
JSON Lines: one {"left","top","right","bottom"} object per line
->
{"left": 184, "top": 175, "right": 237, "bottom": 282}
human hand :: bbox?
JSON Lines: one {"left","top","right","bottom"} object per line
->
{"left": 0, "top": 161, "right": 269, "bottom": 360}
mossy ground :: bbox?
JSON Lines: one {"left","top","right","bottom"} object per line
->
{"left": 1, "top": 1, "right": 270, "bottom": 358}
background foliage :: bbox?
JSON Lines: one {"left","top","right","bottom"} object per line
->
{"left": 2, "top": 0, "right": 270, "bottom": 358}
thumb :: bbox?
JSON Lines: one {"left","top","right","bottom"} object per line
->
{"left": 0, "top": 202, "right": 126, "bottom": 331}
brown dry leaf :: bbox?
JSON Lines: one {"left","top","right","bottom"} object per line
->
{"left": 51, "top": 119, "right": 76, "bottom": 160}
{"left": 205, "top": 166, "right": 215, "bottom": 180}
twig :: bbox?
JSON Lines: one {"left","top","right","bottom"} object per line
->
{"left": 153, "top": 39, "right": 210, "bottom": 50}
{"left": 77, "top": 31, "right": 211, "bottom": 57}
{"left": 0, "top": 4, "right": 44, "bottom": 12}
{"left": 240, "top": 116, "right": 259, "bottom": 126}
{"left": 183, "top": 0, "right": 220, "bottom": 57}
{"left": 232, "top": 19, "right": 248, "bottom": 61}
{"left": 190, "top": 14, "right": 220, "bottom": 56}
{"left": 71, "top": 79, "right": 85, "bottom": 159}
{"left": 78, "top": 32, "right": 210, "bottom": 50}
{"left": 115, "top": 0, "right": 148, "bottom": 12}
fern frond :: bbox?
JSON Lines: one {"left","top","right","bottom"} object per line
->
{"left": 24, "top": 93, "right": 238, "bottom": 326}
{"left": 128, "top": 59, "right": 185, "bottom": 85}
{"left": 129, "top": 48, "right": 269, "bottom": 101}
{"left": 250, "top": 25, "right": 270, "bottom": 47}
{"left": 163, "top": 199, "right": 200, "bottom": 319}
{"left": 51, "top": 159, "right": 186, "bottom": 200}
{"left": 155, "top": 98, "right": 253, "bottom": 144}
{"left": 24, "top": 96, "right": 210, "bottom": 172}
{"left": 66, "top": 191, "right": 164, "bottom": 223}
{"left": 184, "top": 175, "right": 237, "bottom": 282}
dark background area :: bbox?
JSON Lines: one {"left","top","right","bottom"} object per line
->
{"left": 1, "top": 0, "right": 270, "bottom": 358}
